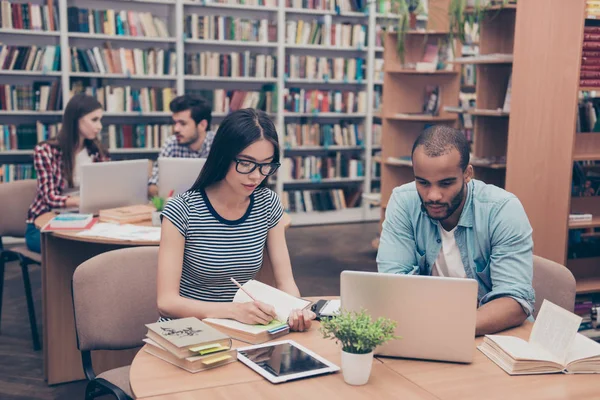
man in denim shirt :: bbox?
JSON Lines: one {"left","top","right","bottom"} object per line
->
{"left": 377, "top": 125, "right": 535, "bottom": 336}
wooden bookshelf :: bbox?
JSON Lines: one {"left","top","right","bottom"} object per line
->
{"left": 379, "top": 0, "right": 459, "bottom": 212}
{"left": 506, "top": 0, "right": 600, "bottom": 295}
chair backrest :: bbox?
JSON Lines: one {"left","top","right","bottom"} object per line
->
{"left": 0, "top": 179, "right": 37, "bottom": 237}
{"left": 532, "top": 255, "right": 576, "bottom": 318}
{"left": 72, "top": 246, "right": 160, "bottom": 351}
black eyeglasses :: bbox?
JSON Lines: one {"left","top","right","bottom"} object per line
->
{"left": 235, "top": 158, "right": 280, "bottom": 176}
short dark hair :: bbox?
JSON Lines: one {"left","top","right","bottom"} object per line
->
{"left": 190, "top": 108, "right": 279, "bottom": 191}
{"left": 411, "top": 125, "right": 470, "bottom": 171}
{"left": 169, "top": 94, "right": 212, "bottom": 127}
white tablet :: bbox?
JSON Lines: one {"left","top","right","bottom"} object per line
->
{"left": 237, "top": 340, "right": 340, "bottom": 384}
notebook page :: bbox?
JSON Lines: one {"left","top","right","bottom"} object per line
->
{"left": 530, "top": 300, "right": 583, "bottom": 365}
{"left": 233, "top": 280, "right": 311, "bottom": 322}
{"left": 565, "top": 333, "right": 600, "bottom": 366}
{"left": 202, "top": 318, "right": 284, "bottom": 334}
{"left": 485, "top": 335, "right": 558, "bottom": 363}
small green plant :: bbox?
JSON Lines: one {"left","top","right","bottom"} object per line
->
{"left": 151, "top": 196, "right": 166, "bottom": 212}
{"left": 320, "top": 309, "right": 399, "bottom": 355}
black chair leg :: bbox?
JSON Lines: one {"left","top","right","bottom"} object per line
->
{"left": 0, "top": 253, "right": 5, "bottom": 334}
{"left": 20, "top": 260, "right": 41, "bottom": 351}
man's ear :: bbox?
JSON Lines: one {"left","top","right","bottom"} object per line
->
{"left": 197, "top": 119, "right": 208, "bottom": 132}
{"left": 464, "top": 165, "right": 474, "bottom": 183}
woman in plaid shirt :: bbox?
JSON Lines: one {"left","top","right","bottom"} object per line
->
{"left": 25, "top": 94, "right": 109, "bottom": 253}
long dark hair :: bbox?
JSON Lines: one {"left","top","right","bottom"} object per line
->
{"left": 49, "top": 93, "right": 106, "bottom": 187}
{"left": 190, "top": 108, "right": 279, "bottom": 191}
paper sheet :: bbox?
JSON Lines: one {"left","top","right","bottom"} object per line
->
{"left": 77, "top": 223, "right": 161, "bottom": 242}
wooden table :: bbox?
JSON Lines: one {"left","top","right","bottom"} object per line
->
{"left": 35, "top": 211, "right": 291, "bottom": 385}
{"left": 129, "top": 318, "right": 600, "bottom": 400}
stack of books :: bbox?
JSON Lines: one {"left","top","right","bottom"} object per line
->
{"left": 98, "top": 204, "right": 156, "bottom": 224}
{"left": 144, "top": 317, "right": 237, "bottom": 373}
{"left": 42, "top": 213, "right": 96, "bottom": 231}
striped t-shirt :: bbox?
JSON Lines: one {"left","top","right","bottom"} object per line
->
{"left": 161, "top": 186, "right": 284, "bottom": 306}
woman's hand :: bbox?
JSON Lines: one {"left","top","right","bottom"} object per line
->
{"left": 65, "top": 196, "right": 80, "bottom": 207}
{"left": 233, "top": 301, "right": 277, "bottom": 325}
{"left": 288, "top": 309, "right": 316, "bottom": 332}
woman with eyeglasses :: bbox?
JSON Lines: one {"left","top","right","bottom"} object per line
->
{"left": 157, "top": 108, "right": 315, "bottom": 331}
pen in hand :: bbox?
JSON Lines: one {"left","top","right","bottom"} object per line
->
{"left": 230, "top": 277, "right": 258, "bottom": 302}
{"left": 230, "top": 278, "right": 277, "bottom": 323}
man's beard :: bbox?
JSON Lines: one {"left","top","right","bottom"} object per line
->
{"left": 420, "top": 183, "right": 466, "bottom": 221}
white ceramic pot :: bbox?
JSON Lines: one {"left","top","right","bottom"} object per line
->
{"left": 151, "top": 211, "right": 162, "bottom": 227}
{"left": 341, "top": 350, "right": 373, "bottom": 386}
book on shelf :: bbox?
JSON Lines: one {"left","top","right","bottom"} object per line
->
{"left": 41, "top": 214, "right": 97, "bottom": 232}
{"left": 372, "top": 122, "right": 382, "bottom": 146}
{"left": 71, "top": 82, "right": 175, "bottom": 113}
{"left": 415, "top": 43, "right": 439, "bottom": 72}
{"left": 186, "top": 51, "right": 276, "bottom": 79}
{"left": 423, "top": 85, "right": 440, "bottom": 116}
{"left": 285, "top": 19, "right": 367, "bottom": 48}
{"left": 102, "top": 124, "right": 172, "bottom": 150}
{"left": 282, "top": 154, "right": 365, "bottom": 180}
{"left": 191, "top": 0, "right": 277, "bottom": 6}
{"left": 0, "top": 45, "right": 60, "bottom": 73}
{"left": 286, "top": 0, "right": 364, "bottom": 12}
{"left": 0, "top": 123, "right": 58, "bottom": 150}
{"left": 98, "top": 204, "right": 156, "bottom": 224}
{"left": 0, "top": 164, "right": 35, "bottom": 182}
{"left": 185, "top": 15, "right": 276, "bottom": 42}
{"left": 203, "top": 280, "right": 311, "bottom": 344}
{"left": 569, "top": 213, "right": 593, "bottom": 222}
{"left": 502, "top": 73, "right": 512, "bottom": 113}
{"left": 282, "top": 188, "right": 362, "bottom": 212}
{"left": 0, "top": 0, "right": 59, "bottom": 31}
{"left": 284, "top": 88, "right": 367, "bottom": 114}
{"left": 581, "top": 26, "right": 600, "bottom": 88}
{"left": 387, "top": 155, "right": 413, "bottom": 166}
{"left": 478, "top": 300, "right": 600, "bottom": 375}
{"left": 67, "top": 7, "right": 170, "bottom": 38}
{"left": 284, "top": 122, "right": 364, "bottom": 148}
{"left": 286, "top": 55, "right": 365, "bottom": 82}
{"left": 0, "top": 81, "right": 62, "bottom": 111}
{"left": 145, "top": 317, "right": 236, "bottom": 372}
{"left": 193, "top": 87, "right": 276, "bottom": 114}
{"left": 72, "top": 44, "right": 176, "bottom": 77}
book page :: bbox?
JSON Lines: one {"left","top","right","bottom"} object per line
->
{"left": 203, "top": 318, "right": 285, "bottom": 334}
{"left": 530, "top": 300, "right": 583, "bottom": 365}
{"left": 233, "top": 280, "right": 311, "bottom": 322}
{"left": 485, "top": 335, "right": 558, "bottom": 363}
{"left": 565, "top": 333, "right": 600, "bottom": 366}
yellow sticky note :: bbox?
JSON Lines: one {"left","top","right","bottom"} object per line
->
{"left": 201, "top": 354, "right": 232, "bottom": 365}
{"left": 189, "top": 343, "right": 221, "bottom": 352}
{"left": 198, "top": 345, "right": 229, "bottom": 355}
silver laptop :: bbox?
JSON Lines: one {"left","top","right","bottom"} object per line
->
{"left": 340, "top": 271, "right": 478, "bottom": 363}
{"left": 158, "top": 157, "right": 206, "bottom": 197}
{"left": 79, "top": 159, "right": 149, "bottom": 215}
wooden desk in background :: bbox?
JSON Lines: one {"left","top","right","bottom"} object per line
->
{"left": 129, "top": 319, "right": 600, "bottom": 400}
{"left": 35, "top": 211, "right": 291, "bottom": 385}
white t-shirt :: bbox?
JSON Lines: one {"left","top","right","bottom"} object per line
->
{"left": 432, "top": 223, "right": 467, "bottom": 278}
{"left": 72, "top": 148, "right": 93, "bottom": 188}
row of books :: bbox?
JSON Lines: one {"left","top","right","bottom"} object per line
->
{"left": 282, "top": 154, "right": 365, "bottom": 180}
{"left": 207, "top": 88, "right": 276, "bottom": 114}
{"left": 0, "top": 122, "right": 59, "bottom": 150}
{"left": 581, "top": 26, "right": 600, "bottom": 87}
{"left": 71, "top": 82, "right": 175, "bottom": 113}
{"left": 0, "top": 0, "right": 58, "bottom": 31}
{"left": 0, "top": 164, "right": 34, "bottom": 183}
{"left": 283, "top": 88, "right": 367, "bottom": 114}
{"left": 185, "top": 52, "right": 276, "bottom": 78}
{"left": 0, "top": 82, "right": 62, "bottom": 111}
{"left": 0, "top": 45, "right": 60, "bottom": 73}
{"left": 282, "top": 188, "right": 362, "bottom": 212}
{"left": 67, "top": 7, "right": 170, "bottom": 38}
{"left": 71, "top": 45, "right": 176, "bottom": 76}
{"left": 285, "top": 20, "right": 366, "bottom": 48}
{"left": 102, "top": 124, "right": 173, "bottom": 150}
{"left": 284, "top": 122, "right": 364, "bottom": 147}
{"left": 185, "top": 15, "right": 276, "bottom": 43}
{"left": 196, "top": 0, "right": 278, "bottom": 5}
{"left": 285, "top": 0, "right": 365, "bottom": 12}
{"left": 286, "top": 56, "right": 365, "bottom": 82}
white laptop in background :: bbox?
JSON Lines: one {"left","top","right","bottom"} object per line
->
{"left": 158, "top": 157, "right": 206, "bottom": 197}
{"left": 78, "top": 159, "right": 149, "bottom": 215}
{"left": 340, "top": 270, "right": 478, "bottom": 363}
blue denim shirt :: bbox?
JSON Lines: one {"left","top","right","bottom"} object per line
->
{"left": 377, "top": 179, "right": 535, "bottom": 317}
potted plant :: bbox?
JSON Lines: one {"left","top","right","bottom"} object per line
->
{"left": 150, "top": 196, "right": 167, "bottom": 226}
{"left": 320, "top": 309, "right": 399, "bottom": 385}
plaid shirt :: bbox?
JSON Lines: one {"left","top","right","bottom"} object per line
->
{"left": 148, "top": 131, "right": 216, "bottom": 186}
{"left": 26, "top": 143, "right": 109, "bottom": 223}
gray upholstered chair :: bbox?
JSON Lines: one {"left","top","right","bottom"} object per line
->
{"left": 72, "top": 246, "right": 160, "bottom": 400}
{"left": 532, "top": 255, "right": 577, "bottom": 318}
{"left": 0, "top": 179, "right": 41, "bottom": 350}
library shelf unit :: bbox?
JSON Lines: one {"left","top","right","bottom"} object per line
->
{"left": 378, "top": 0, "right": 459, "bottom": 228}
{"left": 0, "top": 0, "right": 402, "bottom": 226}
{"left": 505, "top": 0, "right": 600, "bottom": 295}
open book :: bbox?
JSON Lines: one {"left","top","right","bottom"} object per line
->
{"left": 479, "top": 300, "right": 600, "bottom": 375}
{"left": 203, "top": 280, "right": 312, "bottom": 344}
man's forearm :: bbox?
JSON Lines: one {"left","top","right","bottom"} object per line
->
{"left": 475, "top": 297, "right": 527, "bottom": 336}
